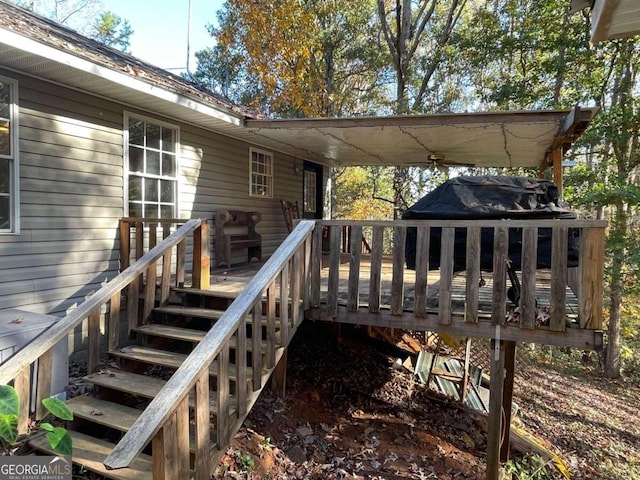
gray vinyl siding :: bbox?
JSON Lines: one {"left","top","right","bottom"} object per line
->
{"left": 0, "top": 69, "right": 318, "bottom": 328}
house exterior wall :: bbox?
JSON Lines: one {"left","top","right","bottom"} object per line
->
{"left": 0, "top": 68, "right": 317, "bottom": 324}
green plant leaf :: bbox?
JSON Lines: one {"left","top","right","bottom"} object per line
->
{"left": 46, "top": 427, "right": 72, "bottom": 455}
{"left": 40, "top": 422, "right": 54, "bottom": 432}
{"left": 42, "top": 397, "right": 73, "bottom": 421}
{"left": 0, "top": 413, "right": 18, "bottom": 445}
{"left": 0, "top": 385, "right": 19, "bottom": 416}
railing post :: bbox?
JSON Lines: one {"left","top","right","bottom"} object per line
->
{"left": 14, "top": 366, "right": 31, "bottom": 434}
{"left": 579, "top": 226, "right": 605, "bottom": 329}
{"left": 88, "top": 308, "right": 101, "bottom": 374}
{"left": 119, "top": 219, "right": 131, "bottom": 271}
{"left": 193, "top": 221, "right": 210, "bottom": 289}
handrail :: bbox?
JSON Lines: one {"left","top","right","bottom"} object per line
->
{"left": 103, "top": 220, "right": 316, "bottom": 471}
{"left": 0, "top": 219, "right": 203, "bottom": 385}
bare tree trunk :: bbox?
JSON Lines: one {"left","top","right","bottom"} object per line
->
{"left": 605, "top": 202, "right": 624, "bottom": 378}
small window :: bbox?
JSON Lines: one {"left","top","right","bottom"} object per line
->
{"left": 303, "top": 170, "right": 317, "bottom": 213}
{"left": 249, "top": 148, "right": 273, "bottom": 198}
{"left": 0, "top": 77, "right": 18, "bottom": 234}
{"left": 126, "top": 114, "right": 179, "bottom": 218}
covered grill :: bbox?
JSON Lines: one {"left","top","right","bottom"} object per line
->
{"left": 403, "top": 176, "right": 580, "bottom": 302}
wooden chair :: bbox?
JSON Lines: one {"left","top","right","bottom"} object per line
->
{"left": 281, "top": 200, "right": 300, "bottom": 233}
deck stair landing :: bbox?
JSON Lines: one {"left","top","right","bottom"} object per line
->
{"left": 28, "top": 285, "right": 289, "bottom": 480}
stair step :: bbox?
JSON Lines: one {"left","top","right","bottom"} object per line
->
{"left": 108, "top": 346, "right": 253, "bottom": 380}
{"left": 83, "top": 370, "right": 237, "bottom": 414}
{"left": 133, "top": 324, "right": 279, "bottom": 351}
{"left": 67, "top": 396, "right": 142, "bottom": 432}
{"left": 84, "top": 370, "right": 168, "bottom": 399}
{"left": 132, "top": 324, "right": 206, "bottom": 343}
{"left": 173, "top": 286, "right": 245, "bottom": 299}
{"left": 153, "top": 305, "right": 231, "bottom": 321}
{"left": 153, "top": 305, "right": 285, "bottom": 327}
{"left": 30, "top": 431, "right": 153, "bottom": 480}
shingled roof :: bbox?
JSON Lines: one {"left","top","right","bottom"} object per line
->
{"left": 0, "top": 0, "right": 259, "bottom": 119}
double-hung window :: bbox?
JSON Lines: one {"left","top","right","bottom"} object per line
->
{"left": 249, "top": 148, "right": 273, "bottom": 198}
{"left": 0, "top": 77, "right": 18, "bottom": 233}
{"left": 126, "top": 115, "right": 178, "bottom": 218}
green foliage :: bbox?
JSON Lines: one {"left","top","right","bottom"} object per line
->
{"left": 0, "top": 385, "right": 19, "bottom": 445}
{"left": 0, "top": 386, "right": 73, "bottom": 456}
{"left": 90, "top": 11, "right": 134, "bottom": 53}
{"left": 236, "top": 451, "right": 254, "bottom": 472}
{"left": 505, "top": 453, "right": 562, "bottom": 480}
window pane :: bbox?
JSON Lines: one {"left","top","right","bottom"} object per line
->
{"left": 128, "top": 202, "right": 142, "bottom": 217}
{"left": 129, "top": 146, "right": 144, "bottom": 173}
{"left": 147, "top": 123, "right": 161, "bottom": 149}
{"left": 0, "top": 196, "right": 9, "bottom": 230}
{"left": 129, "top": 118, "right": 144, "bottom": 146}
{"left": 0, "top": 120, "right": 9, "bottom": 156}
{"left": 162, "top": 127, "right": 175, "bottom": 153}
{"left": 161, "top": 205, "right": 174, "bottom": 218}
{"left": 0, "top": 159, "right": 9, "bottom": 192}
{"left": 146, "top": 204, "right": 158, "bottom": 218}
{"left": 145, "top": 178, "right": 159, "bottom": 202}
{"left": 129, "top": 175, "right": 142, "bottom": 201}
{"left": 160, "top": 179, "right": 174, "bottom": 202}
{"left": 147, "top": 150, "right": 160, "bottom": 175}
{"left": 0, "top": 83, "right": 9, "bottom": 118}
{"left": 162, "top": 153, "right": 175, "bottom": 176}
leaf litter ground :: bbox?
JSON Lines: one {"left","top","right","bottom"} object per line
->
{"left": 217, "top": 321, "right": 640, "bottom": 480}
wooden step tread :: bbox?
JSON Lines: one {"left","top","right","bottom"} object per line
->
{"left": 109, "top": 346, "right": 252, "bottom": 379}
{"left": 173, "top": 286, "right": 299, "bottom": 304}
{"left": 83, "top": 370, "right": 235, "bottom": 414}
{"left": 67, "top": 396, "right": 142, "bottom": 432}
{"left": 134, "top": 324, "right": 279, "bottom": 351}
{"left": 84, "top": 370, "right": 167, "bottom": 399}
{"left": 133, "top": 324, "right": 206, "bottom": 343}
{"left": 153, "top": 305, "right": 229, "bottom": 320}
{"left": 29, "top": 430, "right": 153, "bottom": 480}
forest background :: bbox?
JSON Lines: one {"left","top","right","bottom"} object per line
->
{"left": 19, "top": 0, "right": 640, "bottom": 381}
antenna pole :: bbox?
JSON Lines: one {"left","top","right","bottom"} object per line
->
{"left": 186, "top": 0, "right": 193, "bottom": 74}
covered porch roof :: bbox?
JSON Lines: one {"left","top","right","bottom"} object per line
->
{"left": 241, "top": 107, "right": 597, "bottom": 170}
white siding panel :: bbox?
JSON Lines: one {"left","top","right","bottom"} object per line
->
{"left": 0, "top": 72, "right": 124, "bottom": 318}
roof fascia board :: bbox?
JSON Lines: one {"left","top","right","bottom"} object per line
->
{"left": 246, "top": 109, "right": 575, "bottom": 130}
{"left": 0, "top": 28, "right": 245, "bottom": 127}
{"left": 591, "top": 0, "right": 617, "bottom": 42}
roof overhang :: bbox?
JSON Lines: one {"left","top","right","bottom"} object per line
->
{"left": 242, "top": 107, "right": 598, "bottom": 169}
{"left": 573, "top": 0, "right": 640, "bottom": 42}
{"left": 0, "top": 10, "right": 598, "bottom": 171}
{"left": 0, "top": 27, "right": 247, "bottom": 130}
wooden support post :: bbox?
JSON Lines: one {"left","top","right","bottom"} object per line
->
{"left": 193, "top": 222, "right": 210, "bottom": 290}
{"left": 108, "top": 292, "right": 121, "bottom": 351}
{"left": 88, "top": 308, "right": 101, "bottom": 374}
{"left": 14, "top": 366, "right": 31, "bottom": 435}
{"left": 271, "top": 348, "right": 288, "bottom": 397}
{"left": 500, "top": 341, "right": 517, "bottom": 464}
{"left": 119, "top": 219, "right": 130, "bottom": 271}
{"left": 35, "top": 349, "right": 53, "bottom": 420}
{"left": 551, "top": 148, "right": 563, "bottom": 197}
{"left": 194, "top": 373, "right": 212, "bottom": 480}
{"left": 487, "top": 339, "right": 505, "bottom": 480}
{"left": 459, "top": 338, "right": 472, "bottom": 404}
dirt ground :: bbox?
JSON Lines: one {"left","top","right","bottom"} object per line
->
{"left": 216, "top": 321, "right": 640, "bottom": 480}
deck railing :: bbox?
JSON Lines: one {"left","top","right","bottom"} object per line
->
{"left": 0, "top": 219, "right": 210, "bottom": 434}
{"left": 309, "top": 219, "right": 606, "bottom": 350}
{"left": 103, "top": 220, "right": 316, "bottom": 479}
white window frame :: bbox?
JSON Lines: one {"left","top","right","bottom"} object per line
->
{"left": 0, "top": 76, "right": 19, "bottom": 235}
{"left": 124, "top": 112, "right": 180, "bottom": 219}
{"left": 249, "top": 147, "right": 273, "bottom": 198}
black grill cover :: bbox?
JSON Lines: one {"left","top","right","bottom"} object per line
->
{"left": 402, "top": 176, "right": 579, "bottom": 271}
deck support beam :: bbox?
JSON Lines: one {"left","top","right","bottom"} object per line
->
{"left": 500, "top": 341, "right": 517, "bottom": 463}
{"left": 486, "top": 339, "right": 505, "bottom": 480}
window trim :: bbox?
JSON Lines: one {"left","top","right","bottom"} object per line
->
{"left": 249, "top": 147, "right": 273, "bottom": 199}
{"left": 124, "top": 112, "right": 180, "bottom": 218}
{"left": 0, "top": 75, "right": 19, "bottom": 235}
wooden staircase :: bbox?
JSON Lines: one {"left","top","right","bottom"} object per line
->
{"left": 29, "top": 285, "right": 289, "bottom": 479}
